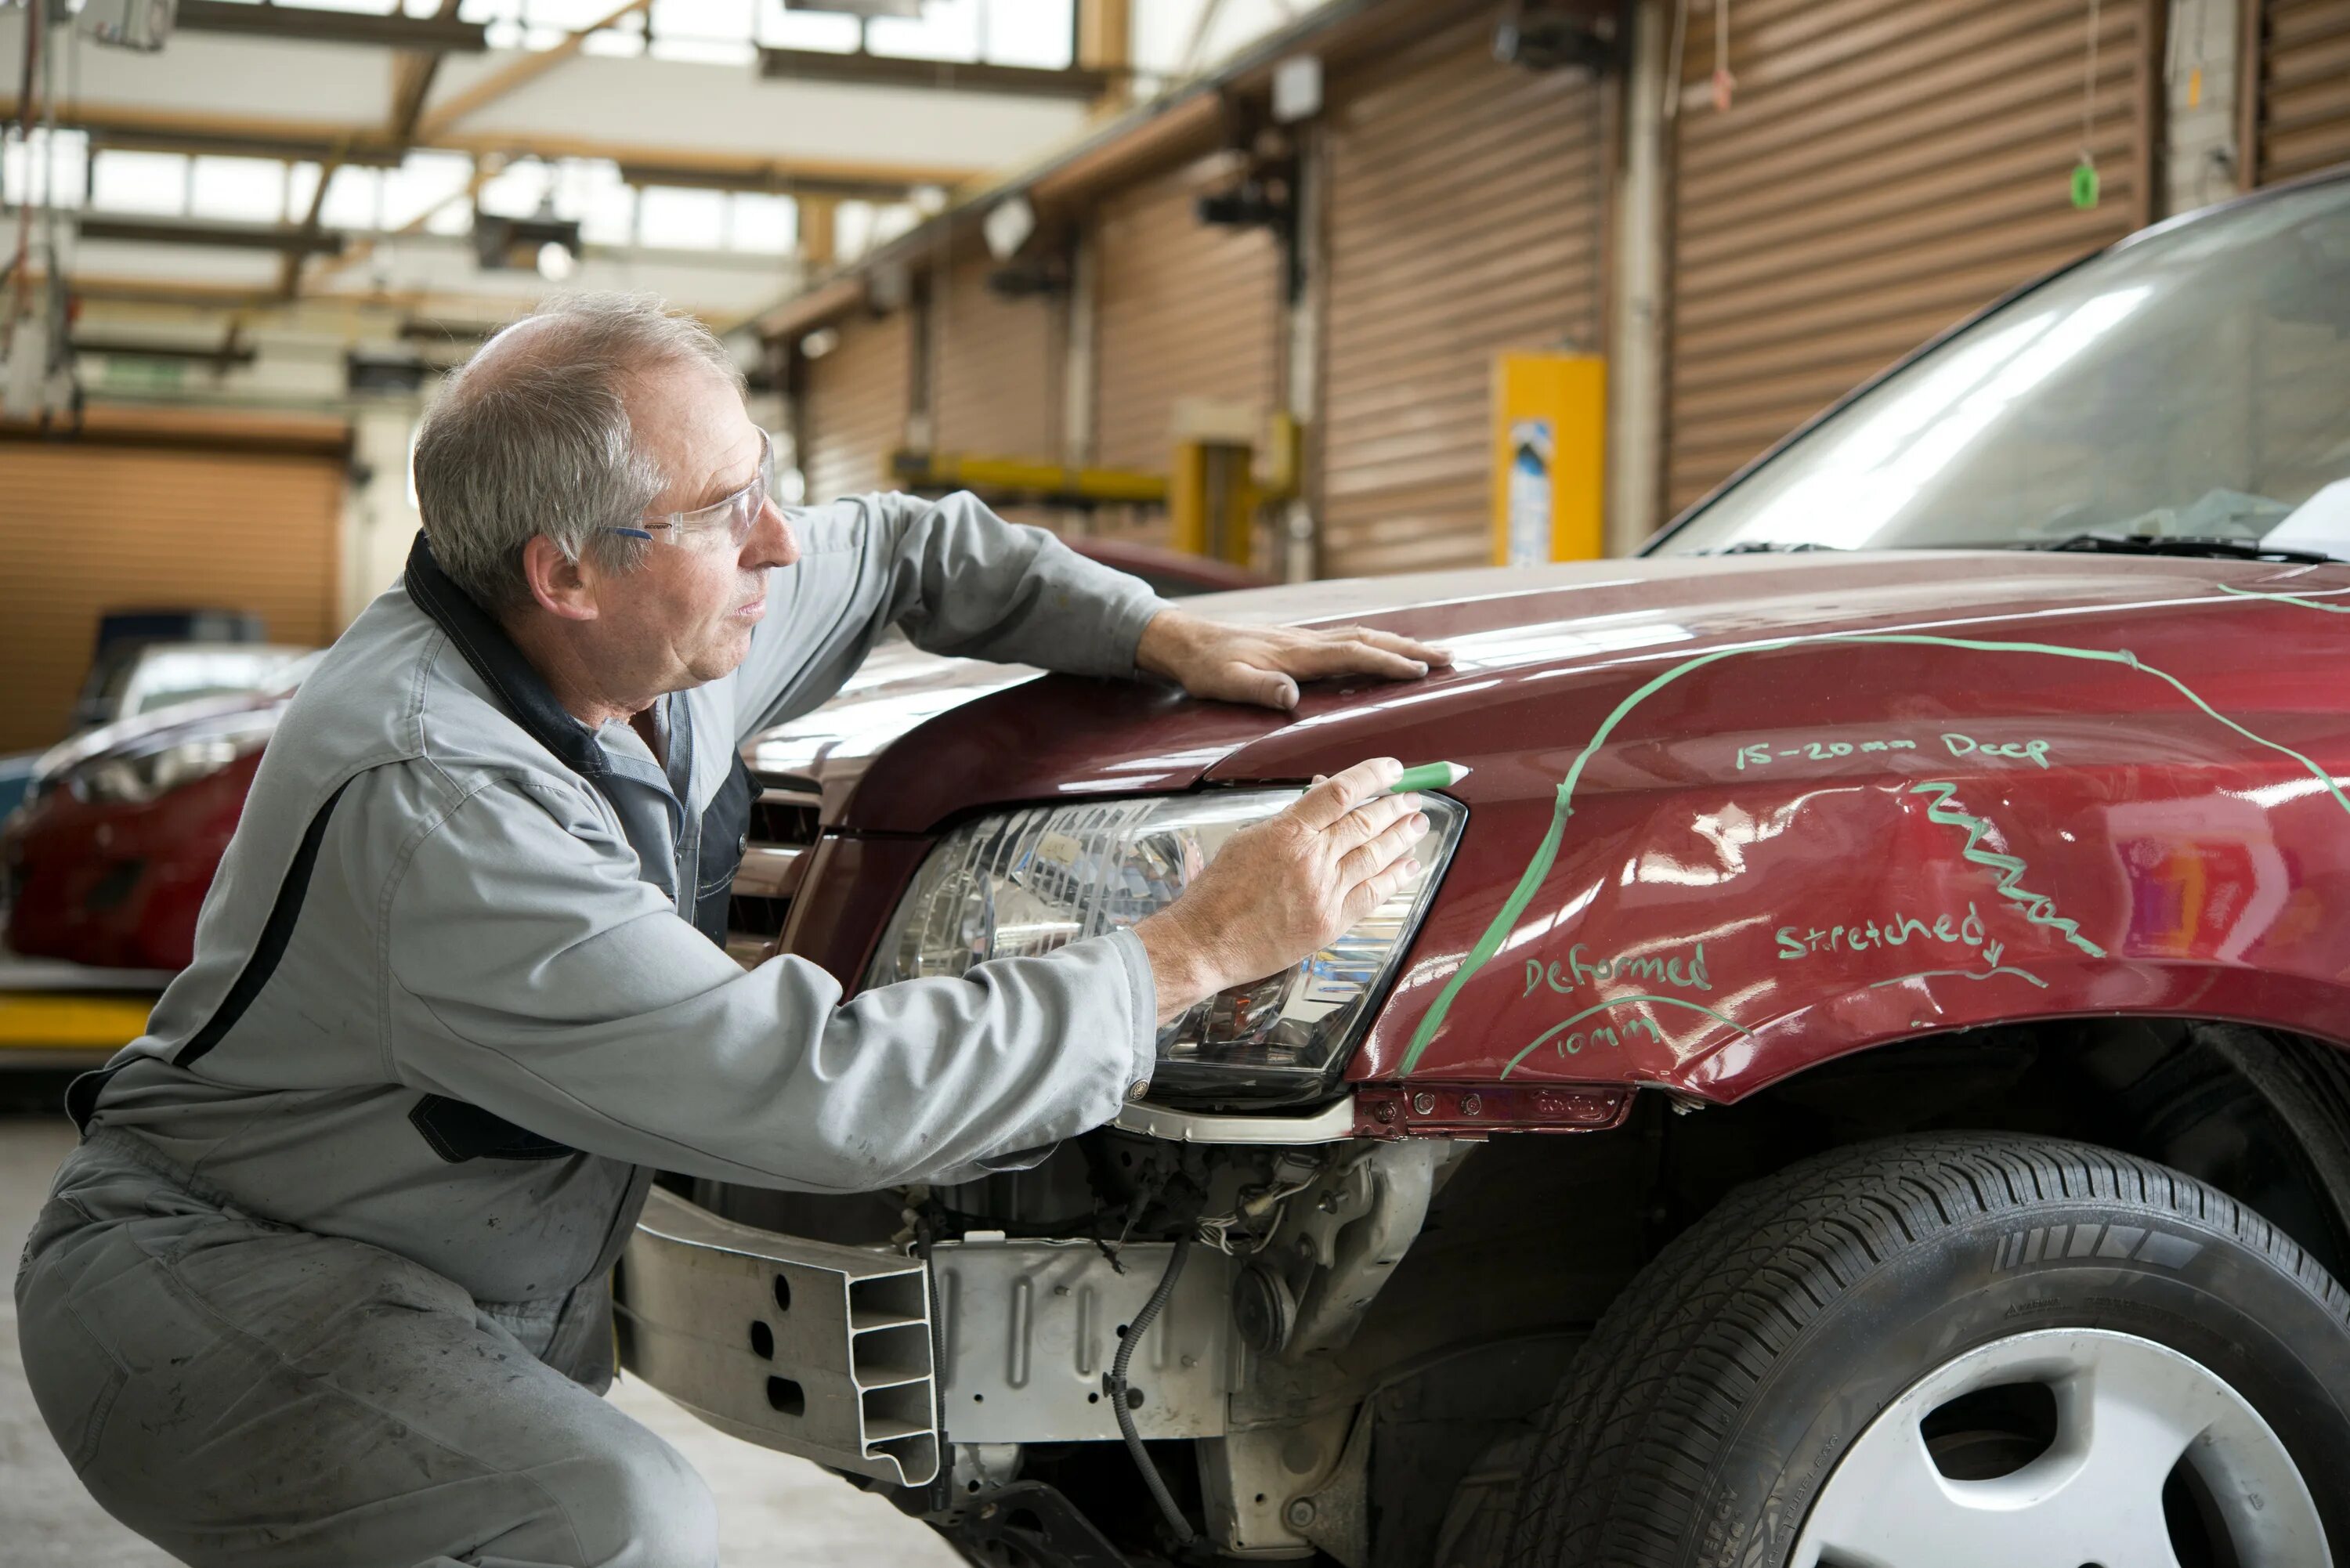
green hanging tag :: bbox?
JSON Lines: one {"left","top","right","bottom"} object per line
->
{"left": 2070, "top": 159, "right": 2100, "bottom": 210}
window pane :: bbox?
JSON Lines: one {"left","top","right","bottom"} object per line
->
{"left": 285, "top": 161, "right": 324, "bottom": 222}
{"left": 639, "top": 185, "right": 727, "bottom": 250}
{"left": 652, "top": 0, "right": 753, "bottom": 39}
{"left": 868, "top": 0, "right": 980, "bottom": 62}
{"left": 90, "top": 151, "right": 189, "bottom": 216}
{"left": 318, "top": 166, "right": 381, "bottom": 230}
{"left": 985, "top": 0, "right": 1072, "bottom": 68}
{"left": 382, "top": 150, "right": 475, "bottom": 230}
{"left": 190, "top": 156, "right": 285, "bottom": 222}
{"left": 731, "top": 192, "right": 795, "bottom": 253}
{"left": 2, "top": 128, "right": 88, "bottom": 211}
{"left": 476, "top": 159, "right": 551, "bottom": 219}
{"left": 756, "top": 0, "right": 856, "bottom": 50}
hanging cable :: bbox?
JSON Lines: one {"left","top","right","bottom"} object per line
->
{"left": 1108, "top": 1232, "right": 1196, "bottom": 1548}
{"left": 2072, "top": 0, "right": 2103, "bottom": 208}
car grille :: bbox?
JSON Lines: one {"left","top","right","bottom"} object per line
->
{"left": 725, "top": 771, "right": 821, "bottom": 968}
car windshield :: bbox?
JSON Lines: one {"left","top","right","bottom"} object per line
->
{"left": 1650, "top": 177, "right": 2350, "bottom": 558}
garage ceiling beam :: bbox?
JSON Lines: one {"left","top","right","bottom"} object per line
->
{"left": 612, "top": 161, "right": 927, "bottom": 202}
{"left": 755, "top": 48, "right": 1113, "bottom": 100}
{"left": 88, "top": 128, "right": 409, "bottom": 167}
{"left": 389, "top": 0, "right": 471, "bottom": 143}
{"left": 73, "top": 332, "right": 260, "bottom": 367}
{"left": 413, "top": 0, "right": 653, "bottom": 143}
{"left": 173, "top": 1, "right": 490, "bottom": 52}
{"left": 2, "top": 102, "right": 981, "bottom": 193}
{"left": 78, "top": 215, "right": 350, "bottom": 256}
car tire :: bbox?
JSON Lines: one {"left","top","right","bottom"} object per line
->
{"left": 1505, "top": 1133, "right": 2350, "bottom": 1567}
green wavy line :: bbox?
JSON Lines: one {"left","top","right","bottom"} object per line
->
{"left": 1396, "top": 630, "right": 2350, "bottom": 1078}
{"left": 1498, "top": 995, "right": 1756, "bottom": 1080}
{"left": 1867, "top": 965, "right": 2048, "bottom": 990}
{"left": 2214, "top": 582, "right": 2350, "bottom": 613}
{"left": 1908, "top": 781, "right": 2105, "bottom": 956}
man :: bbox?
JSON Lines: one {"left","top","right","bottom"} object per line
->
{"left": 15, "top": 294, "right": 1445, "bottom": 1567}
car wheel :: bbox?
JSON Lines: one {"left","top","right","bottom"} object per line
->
{"left": 1506, "top": 1133, "right": 2350, "bottom": 1567}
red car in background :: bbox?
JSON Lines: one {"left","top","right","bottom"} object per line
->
{"left": 3, "top": 693, "right": 287, "bottom": 970}
{"left": 0, "top": 539, "right": 1263, "bottom": 973}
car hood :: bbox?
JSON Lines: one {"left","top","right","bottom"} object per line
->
{"left": 28, "top": 688, "right": 290, "bottom": 783}
{"left": 746, "top": 550, "right": 2316, "bottom": 834}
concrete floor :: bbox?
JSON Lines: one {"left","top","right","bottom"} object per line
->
{"left": 0, "top": 1111, "right": 960, "bottom": 1566}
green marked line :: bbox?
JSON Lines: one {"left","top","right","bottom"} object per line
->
{"left": 1867, "top": 966, "right": 2048, "bottom": 990}
{"left": 1397, "top": 630, "right": 2350, "bottom": 1078}
{"left": 1499, "top": 995, "right": 1755, "bottom": 1081}
{"left": 2214, "top": 582, "right": 2350, "bottom": 613}
{"left": 1909, "top": 782, "right": 2104, "bottom": 956}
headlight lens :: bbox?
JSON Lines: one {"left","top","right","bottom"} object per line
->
{"left": 866, "top": 789, "right": 1466, "bottom": 1104}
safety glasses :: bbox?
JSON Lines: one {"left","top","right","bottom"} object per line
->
{"left": 610, "top": 431, "right": 775, "bottom": 551}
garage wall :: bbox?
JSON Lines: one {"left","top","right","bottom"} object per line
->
{"left": 929, "top": 246, "right": 1064, "bottom": 462}
{"left": 1663, "top": 0, "right": 2157, "bottom": 517}
{"left": 2243, "top": 0, "right": 2350, "bottom": 187}
{"left": 1090, "top": 159, "right": 1283, "bottom": 475}
{"left": 0, "top": 439, "right": 342, "bottom": 752}
{"left": 801, "top": 308, "right": 912, "bottom": 504}
{"left": 1318, "top": 6, "right": 1609, "bottom": 577}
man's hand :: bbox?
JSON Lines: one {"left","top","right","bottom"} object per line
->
{"left": 1133, "top": 758, "right": 1430, "bottom": 1024}
{"left": 1135, "top": 609, "right": 1453, "bottom": 711}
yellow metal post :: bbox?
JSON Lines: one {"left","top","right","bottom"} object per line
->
{"left": 1492, "top": 352, "right": 1607, "bottom": 564}
{"left": 1169, "top": 439, "right": 1256, "bottom": 566}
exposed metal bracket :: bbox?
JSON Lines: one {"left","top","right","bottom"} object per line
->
{"left": 1112, "top": 1096, "right": 1358, "bottom": 1145}
{"left": 615, "top": 1187, "right": 939, "bottom": 1487}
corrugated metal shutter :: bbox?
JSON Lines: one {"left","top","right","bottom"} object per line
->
{"left": 930, "top": 247, "right": 1063, "bottom": 462}
{"left": 2245, "top": 0, "right": 2350, "bottom": 186}
{"left": 1664, "top": 0, "right": 2154, "bottom": 517}
{"left": 0, "top": 443, "right": 341, "bottom": 752}
{"left": 1090, "top": 161, "right": 1282, "bottom": 475}
{"left": 801, "top": 309, "right": 910, "bottom": 504}
{"left": 1318, "top": 6, "right": 1608, "bottom": 577}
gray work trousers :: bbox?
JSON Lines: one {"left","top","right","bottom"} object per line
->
{"left": 13, "top": 1130, "right": 718, "bottom": 1568}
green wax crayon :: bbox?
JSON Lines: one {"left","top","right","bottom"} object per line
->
{"left": 1388, "top": 761, "right": 1471, "bottom": 794}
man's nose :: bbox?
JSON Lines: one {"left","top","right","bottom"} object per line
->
{"left": 743, "top": 497, "right": 797, "bottom": 570}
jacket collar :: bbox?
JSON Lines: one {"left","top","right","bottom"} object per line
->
{"left": 403, "top": 531, "right": 609, "bottom": 779}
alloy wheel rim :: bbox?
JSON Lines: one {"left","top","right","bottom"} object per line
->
{"left": 1790, "top": 1327, "right": 2327, "bottom": 1568}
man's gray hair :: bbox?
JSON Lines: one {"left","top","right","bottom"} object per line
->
{"left": 413, "top": 293, "right": 746, "bottom": 612}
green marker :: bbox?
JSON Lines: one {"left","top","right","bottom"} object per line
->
{"left": 1390, "top": 761, "right": 1471, "bottom": 794}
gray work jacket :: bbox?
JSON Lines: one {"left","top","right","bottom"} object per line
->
{"left": 63, "top": 493, "right": 1170, "bottom": 1383}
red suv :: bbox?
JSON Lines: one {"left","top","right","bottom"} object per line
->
{"left": 613, "top": 172, "right": 2350, "bottom": 1566}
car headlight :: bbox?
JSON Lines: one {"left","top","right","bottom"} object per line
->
{"left": 56, "top": 716, "right": 273, "bottom": 807}
{"left": 866, "top": 789, "right": 1466, "bottom": 1105}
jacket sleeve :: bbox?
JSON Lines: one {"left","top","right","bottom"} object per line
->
{"left": 382, "top": 779, "right": 1158, "bottom": 1192}
{"left": 731, "top": 490, "right": 1173, "bottom": 740}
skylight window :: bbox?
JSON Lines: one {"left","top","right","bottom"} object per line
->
{"left": 639, "top": 184, "right": 728, "bottom": 250}
{"left": 381, "top": 150, "right": 475, "bottom": 232}
{"left": 190, "top": 157, "right": 287, "bottom": 224}
{"left": 90, "top": 150, "right": 190, "bottom": 218}
{"left": 317, "top": 165, "right": 382, "bottom": 231}
{"left": 756, "top": 1, "right": 858, "bottom": 52}
{"left": 1, "top": 128, "right": 88, "bottom": 211}
{"left": 730, "top": 191, "right": 795, "bottom": 253}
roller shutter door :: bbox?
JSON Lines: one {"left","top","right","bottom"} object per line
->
{"left": 0, "top": 440, "right": 341, "bottom": 752}
{"left": 1665, "top": 0, "right": 2155, "bottom": 517}
{"left": 1091, "top": 161, "right": 1282, "bottom": 475}
{"left": 2245, "top": 0, "right": 2350, "bottom": 187}
{"left": 801, "top": 309, "right": 911, "bottom": 505}
{"left": 930, "top": 247, "right": 1062, "bottom": 463}
{"left": 1318, "top": 6, "right": 1607, "bottom": 576}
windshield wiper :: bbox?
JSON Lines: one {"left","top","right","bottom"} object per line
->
{"left": 1698, "top": 540, "right": 1849, "bottom": 555}
{"left": 2026, "top": 532, "right": 2337, "bottom": 564}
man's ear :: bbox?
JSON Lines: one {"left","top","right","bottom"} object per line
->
{"left": 520, "top": 535, "right": 601, "bottom": 622}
